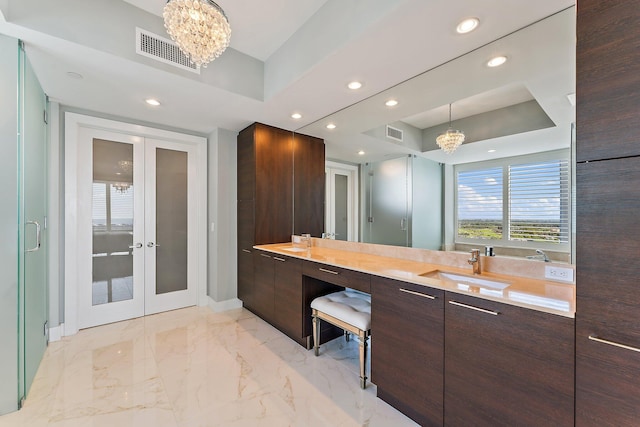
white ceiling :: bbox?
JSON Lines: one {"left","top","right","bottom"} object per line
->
{"left": 0, "top": 0, "right": 576, "bottom": 164}
{"left": 121, "top": 0, "right": 328, "bottom": 61}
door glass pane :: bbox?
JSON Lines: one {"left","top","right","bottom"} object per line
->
{"left": 155, "top": 148, "right": 188, "bottom": 295}
{"left": 334, "top": 174, "right": 348, "bottom": 241}
{"left": 92, "top": 140, "right": 134, "bottom": 305}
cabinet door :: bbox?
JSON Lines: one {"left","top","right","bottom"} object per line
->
{"left": 371, "top": 277, "right": 444, "bottom": 427}
{"left": 237, "top": 125, "right": 256, "bottom": 202}
{"left": 272, "top": 255, "right": 303, "bottom": 339}
{"left": 445, "top": 293, "right": 574, "bottom": 426}
{"left": 576, "top": 0, "right": 640, "bottom": 162}
{"left": 254, "top": 124, "right": 293, "bottom": 245}
{"left": 576, "top": 158, "right": 640, "bottom": 425}
{"left": 252, "top": 250, "right": 275, "bottom": 321}
{"left": 293, "top": 133, "right": 325, "bottom": 237}
{"left": 237, "top": 247, "right": 254, "bottom": 311}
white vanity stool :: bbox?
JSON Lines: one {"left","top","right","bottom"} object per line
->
{"left": 310, "top": 289, "right": 371, "bottom": 388}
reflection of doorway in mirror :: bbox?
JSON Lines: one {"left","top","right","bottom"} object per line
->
{"left": 325, "top": 161, "right": 359, "bottom": 241}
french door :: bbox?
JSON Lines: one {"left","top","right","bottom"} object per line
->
{"left": 77, "top": 128, "right": 198, "bottom": 329}
{"left": 325, "top": 161, "right": 359, "bottom": 241}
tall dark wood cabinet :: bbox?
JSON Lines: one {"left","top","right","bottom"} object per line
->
{"left": 576, "top": 1, "right": 640, "bottom": 425}
{"left": 293, "top": 133, "right": 325, "bottom": 237}
{"left": 236, "top": 123, "right": 325, "bottom": 316}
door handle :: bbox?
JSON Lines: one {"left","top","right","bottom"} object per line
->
{"left": 147, "top": 242, "right": 160, "bottom": 248}
{"left": 26, "top": 221, "right": 41, "bottom": 253}
{"left": 128, "top": 243, "right": 143, "bottom": 249}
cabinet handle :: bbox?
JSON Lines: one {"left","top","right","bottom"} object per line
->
{"left": 242, "top": 249, "right": 251, "bottom": 253}
{"left": 399, "top": 288, "right": 436, "bottom": 300}
{"left": 273, "top": 257, "right": 286, "bottom": 262}
{"left": 260, "top": 253, "right": 272, "bottom": 258}
{"left": 588, "top": 335, "right": 640, "bottom": 353}
{"left": 319, "top": 268, "right": 339, "bottom": 275}
{"left": 449, "top": 300, "right": 499, "bottom": 316}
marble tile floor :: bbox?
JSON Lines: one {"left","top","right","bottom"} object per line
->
{"left": 0, "top": 307, "right": 417, "bottom": 426}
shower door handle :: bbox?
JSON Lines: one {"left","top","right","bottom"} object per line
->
{"left": 26, "top": 221, "right": 41, "bottom": 252}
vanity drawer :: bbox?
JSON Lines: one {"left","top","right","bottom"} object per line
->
{"left": 302, "top": 261, "right": 371, "bottom": 293}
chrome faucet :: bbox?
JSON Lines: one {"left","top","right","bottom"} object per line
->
{"left": 468, "top": 249, "right": 481, "bottom": 274}
{"left": 526, "top": 249, "right": 550, "bottom": 262}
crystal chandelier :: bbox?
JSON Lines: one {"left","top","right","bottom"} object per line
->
{"left": 163, "top": 0, "right": 231, "bottom": 68}
{"left": 436, "top": 103, "right": 465, "bottom": 154}
{"left": 113, "top": 183, "right": 131, "bottom": 194}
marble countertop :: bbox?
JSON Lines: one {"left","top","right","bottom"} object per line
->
{"left": 254, "top": 243, "right": 576, "bottom": 318}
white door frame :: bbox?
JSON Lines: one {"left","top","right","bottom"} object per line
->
{"left": 325, "top": 161, "right": 359, "bottom": 241}
{"left": 64, "top": 113, "right": 207, "bottom": 336}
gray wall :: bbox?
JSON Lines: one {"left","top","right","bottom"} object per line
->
{"left": 207, "top": 128, "right": 238, "bottom": 303}
{"left": 0, "top": 33, "right": 19, "bottom": 415}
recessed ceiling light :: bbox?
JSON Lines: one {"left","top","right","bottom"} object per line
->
{"left": 358, "top": 150, "right": 365, "bottom": 155}
{"left": 487, "top": 56, "right": 507, "bottom": 67}
{"left": 326, "top": 123, "right": 336, "bottom": 130}
{"left": 488, "top": 149, "right": 497, "bottom": 153}
{"left": 456, "top": 18, "right": 479, "bottom": 34}
{"left": 291, "top": 113, "right": 302, "bottom": 119}
{"left": 385, "top": 99, "right": 398, "bottom": 107}
{"left": 66, "top": 71, "right": 83, "bottom": 80}
{"left": 145, "top": 98, "right": 161, "bottom": 106}
{"left": 347, "top": 81, "right": 362, "bottom": 90}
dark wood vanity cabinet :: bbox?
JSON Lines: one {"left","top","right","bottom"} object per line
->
{"left": 371, "top": 277, "right": 444, "bottom": 427}
{"left": 252, "top": 249, "right": 307, "bottom": 345}
{"left": 444, "top": 293, "right": 575, "bottom": 426}
{"left": 272, "top": 254, "right": 303, "bottom": 342}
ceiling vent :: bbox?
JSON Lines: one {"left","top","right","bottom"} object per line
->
{"left": 386, "top": 125, "right": 404, "bottom": 142}
{"left": 135, "top": 28, "right": 200, "bottom": 74}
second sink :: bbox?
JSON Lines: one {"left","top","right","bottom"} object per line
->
{"left": 419, "top": 270, "right": 511, "bottom": 291}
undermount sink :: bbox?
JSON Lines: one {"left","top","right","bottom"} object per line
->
{"left": 419, "top": 270, "right": 511, "bottom": 291}
{"left": 280, "top": 246, "right": 309, "bottom": 253}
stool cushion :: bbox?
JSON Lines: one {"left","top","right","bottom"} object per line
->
{"left": 311, "top": 290, "right": 371, "bottom": 331}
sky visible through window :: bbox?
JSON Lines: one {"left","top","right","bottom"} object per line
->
{"left": 457, "top": 159, "right": 569, "bottom": 243}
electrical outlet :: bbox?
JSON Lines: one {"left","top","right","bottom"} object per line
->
{"left": 545, "top": 266, "right": 574, "bottom": 283}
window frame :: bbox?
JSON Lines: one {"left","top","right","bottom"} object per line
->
{"left": 454, "top": 149, "right": 571, "bottom": 253}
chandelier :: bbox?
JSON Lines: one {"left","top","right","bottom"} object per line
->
{"left": 113, "top": 183, "right": 131, "bottom": 194}
{"left": 163, "top": 0, "right": 231, "bottom": 68}
{"left": 436, "top": 103, "right": 465, "bottom": 154}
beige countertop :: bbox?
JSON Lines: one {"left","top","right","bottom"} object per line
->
{"left": 254, "top": 243, "right": 576, "bottom": 318}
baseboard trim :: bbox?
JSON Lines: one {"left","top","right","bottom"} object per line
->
{"left": 207, "top": 297, "right": 243, "bottom": 312}
{"left": 49, "top": 323, "right": 65, "bottom": 342}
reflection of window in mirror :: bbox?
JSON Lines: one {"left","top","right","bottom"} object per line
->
{"left": 453, "top": 149, "right": 571, "bottom": 263}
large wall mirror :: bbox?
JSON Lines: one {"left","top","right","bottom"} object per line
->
{"left": 295, "top": 7, "right": 576, "bottom": 264}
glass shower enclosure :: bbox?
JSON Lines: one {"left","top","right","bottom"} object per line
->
{"left": 0, "top": 35, "right": 48, "bottom": 414}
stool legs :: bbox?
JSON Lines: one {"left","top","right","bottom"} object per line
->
{"left": 312, "top": 310, "right": 320, "bottom": 356}
{"left": 358, "top": 331, "right": 369, "bottom": 389}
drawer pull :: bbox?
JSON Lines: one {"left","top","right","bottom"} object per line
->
{"left": 319, "top": 268, "right": 339, "bottom": 275}
{"left": 273, "top": 257, "right": 286, "bottom": 262}
{"left": 242, "top": 249, "right": 251, "bottom": 253}
{"left": 588, "top": 335, "right": 640, "bottom": 353}
{"left": 399, "top": 288, "right": 436, "bottom": 300}
{"left": 449, "top": 300, "right": 499, "bottom": 316}
{"left": 260, "top": 253, "right": 272, "bottom": 258}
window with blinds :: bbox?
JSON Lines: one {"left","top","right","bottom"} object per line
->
{"left": 455, "top": 151, "right": 571, "bottom": 250}
{"left": 457, "top": 167, "right": 503, "bottom": 240}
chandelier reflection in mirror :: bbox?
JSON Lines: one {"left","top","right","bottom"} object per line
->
{"left": 436, "top": 103, "right": 465, "bottom": 154}
{"left": 113, "top": 183, "right": 131, "bottom": 194}
{"left": 163, "top": 0, "right": 231, "bottom": 67}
